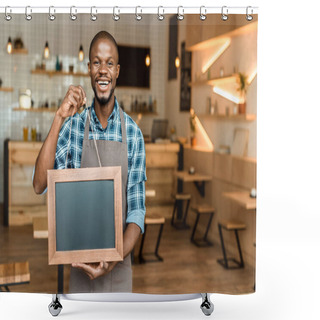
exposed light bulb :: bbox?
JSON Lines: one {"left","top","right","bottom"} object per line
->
{"left": 145, "top": 54, "right": 151, "bottom": 67}
{"left": 175, "top": 55, "right": 180, "bottom": 69}
{"left": 78, "top": 44, "right": 84, "bottom": 62}
{"left": 7, "top": 37, "right": 12, "bottom": 54}
{"left": 44, "top": 41, "right": 50, "bottom": 59}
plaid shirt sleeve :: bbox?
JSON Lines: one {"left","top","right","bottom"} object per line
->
{"left": 125, "top": 119, "right": 147, "bottom": 234}
{"left": 54, "top": 118, "right": 71, "bottom": 170}
{"left": 54, "top": 112, "right": 84, "bottom": 170}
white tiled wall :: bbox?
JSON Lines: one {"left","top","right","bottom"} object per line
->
{"left": 0, "top": 14, "right": 169, "bottom": 203}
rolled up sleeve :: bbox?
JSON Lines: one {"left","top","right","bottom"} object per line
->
{"left": 126, "top": 127, "right": 147, "bottom": 233}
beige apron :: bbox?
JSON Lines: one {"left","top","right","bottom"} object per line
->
{"left": 69, "top": 106, "right": 132, "bottom": 293}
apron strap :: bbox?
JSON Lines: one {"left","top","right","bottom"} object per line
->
{"left": 119, "top": 107, "right": 127, "bottom": 145}
{"left": 84, "top": 105, "right": 127, "bottom": 146}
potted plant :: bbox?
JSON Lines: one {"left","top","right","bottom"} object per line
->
{"left": 237, "top": 72, "right": 248, "bottom": 114}
{"left": 189, "top": 108, "right": 197, "bottom": 147}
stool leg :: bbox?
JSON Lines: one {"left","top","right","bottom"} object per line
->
{"left": 191, "top": 212, "right": 200, "bottom": 243}
{"left": 218, "top": 224, "right": 229, "bottom": 269}
{"left": 234, "top": 230, "right": 244, "bottom": 267}
{"left": 203, "top": 212, "right": 214, "bottom": 243}
{"left": 171, "top": 200, "right": 177, "bottom": 226}
{"left": 139, "top": 224, "right": 147, "bottom": 263}
{"left": 182, "top": 198, "right": 190, "bottom": 225}
{"left": 154, "top": 223, "right": 164, "bottom": 261}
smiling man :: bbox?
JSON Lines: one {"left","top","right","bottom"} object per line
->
{"left": 33, "top": 31, "right": 146, "bottom": 293}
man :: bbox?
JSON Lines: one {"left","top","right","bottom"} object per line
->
{"left": 33, "top": 31, "right": 146, "bottom": 293}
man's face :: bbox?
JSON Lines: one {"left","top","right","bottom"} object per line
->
{"left": 88, "top": 38, "right": 120, "bottom": 106}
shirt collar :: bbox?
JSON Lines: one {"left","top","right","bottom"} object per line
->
{"left": 89, "top": 97, "right": 120, "bottom": 130}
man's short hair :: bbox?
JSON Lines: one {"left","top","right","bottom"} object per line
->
{"left": 89, "top": 31, "right": 119, "bottom": 63}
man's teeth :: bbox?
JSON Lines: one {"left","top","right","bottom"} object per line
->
{"left": 98, "top": 81, "right": 109, "bottom": 86}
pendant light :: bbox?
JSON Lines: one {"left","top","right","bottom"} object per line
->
{"left": 78, "top": 45, "right": 84, "bottom": 62}
{"left": 175, "top": 53, "right": 180, "bottom": 69}
{"left": 145, "top": 53, "right": 151, "bottom": 67}
{"left": 43, "top": 16, "right": 50, "bottom": 59}
{"left": 44, "top": 41, "right": 50, "bottom": 59}
{"left": 78, "top": 17, "right": 84, "bottom": 61}
{"left": 7, "top": 37, "right": 12, "bottom": 54}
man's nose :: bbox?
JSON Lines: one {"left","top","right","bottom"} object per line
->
{"left": 98, "top": 62, "right": 108, "bottom": 73}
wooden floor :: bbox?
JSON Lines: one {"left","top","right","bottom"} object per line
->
{"left": 0, "top": 205, "right": 255, "bottom": 294}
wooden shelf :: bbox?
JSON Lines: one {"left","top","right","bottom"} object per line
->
{"left": 189, "top": 74, "right": 237, "bottom": 87}
{"left": 13, "top": 107, "right": 57, "bottom": 113}
{"left": 31, "top": 69, "right": 89, "bottom": 77}
{"left": 12, "top": 48, "right": 28, "bottom": 54}
{"left": 13, "top": 108, "right": 158, "bottom": 116}
{"left": 0, "top": 87, "right": 14, "bottom": 92}
{"left": 199, "top": 113, "right": 256, "bottom": 122}
{"left": 187, "top": 21, "right": 258, "bottom": 52}
{"left": 127, "top": 111, "right": 158, "bottom": 116}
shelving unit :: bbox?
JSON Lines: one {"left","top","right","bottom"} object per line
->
{"left": 189, "top": 74, "right": 237, "bottom": 87}
{"left": 31, "top": 69, "right": 89, "bottom": 77}
{"left": 12, "top": 48, "right": 28, "bottom": 54}
{"left": 199, "top": 113, "right": 256, "bottom": 122}
{"left": 0, "top": 87, "right": 14, "bottom": 92}
{"left": 13, "top": 107, "right": 57, "bottom": 113}
{"left": 13, "top": 107, "right": 158, "bottom": 117}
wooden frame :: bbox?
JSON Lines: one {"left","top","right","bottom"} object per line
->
{"left": 47, "top": 167, "right": 123, "bottom": 265}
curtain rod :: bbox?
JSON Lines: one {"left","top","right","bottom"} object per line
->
{"left": 0, "top": 6, "right": 258, "bottom": 18}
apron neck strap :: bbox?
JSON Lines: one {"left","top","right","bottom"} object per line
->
{"left": 84, "top": 105, "right": 127, "bottom": 145}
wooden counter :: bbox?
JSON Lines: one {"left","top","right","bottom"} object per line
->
{"left": 145, "top": 143, "right": 180, "bottom": 205}
{"left": 4, "top": 140, "right": 46, "bottom": 226}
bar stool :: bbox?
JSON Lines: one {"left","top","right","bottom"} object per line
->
{"left": 190, "top": 205, "right": 215, "bottom": 247}
{"left": 138, "top": 214, "right": 165, "bottom": 263}
{"left": 0, "top": 261, "right": 30, "bottom": 291}
{"left": 217, "top": 220, "right": 246, "bottom": 269}
{"left": 171, "top": 193, "right": 191, "bottom": 229}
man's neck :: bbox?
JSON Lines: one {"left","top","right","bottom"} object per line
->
{"left": 94, "top": 96, "right": 115, "bottom": 129}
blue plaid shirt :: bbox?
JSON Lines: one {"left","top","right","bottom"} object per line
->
{"left": 54, "top": 98, "right": 146, "bottom": 233}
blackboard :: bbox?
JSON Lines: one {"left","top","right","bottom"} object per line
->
{"left": 117, "top": 45, "right": 150, "bottom": 88}
{"left": 55, "top": 180, "right": 115, "bottom": 251}
{"left": 47, "top": 167, "right": 123, "bottom": 265}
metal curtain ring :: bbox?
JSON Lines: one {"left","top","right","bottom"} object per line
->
{"left": 246, "top": 6, "right": 253, "bottom": 21}
{"left": 200, "top": 6, "right": 207, "bottom": 21}
{"left": 177, "top": 6, "right": 184, "bottom": 21}
{"left": 90, "top": 6, "right": 97, "bottom": 21}
{"left": 70, "top": 6, "right": 77, "bottom": 21}
{"left": 49, "top": 6, "right": 56, "bottom": 21}
{"left": 5, "top": 6, "right": 12, "bottom": 21}
{"left": 113, "top": 6, "right": 120, "bottom": 21}
{"left": 221, "top": 6, "right": 228, "bottom": 21}
{"left": 157, "top": 6, "right": 164, "bottom": 21}
{"left": 135, "top": 6, "right": 142, "bottom": 21}
{"left": 25, "top": 6, "right": 32, "bottom": 21}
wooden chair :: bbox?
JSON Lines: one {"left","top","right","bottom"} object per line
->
{"left": 0, "top": 261, "right": 30, "bottom": 291}
{"left": 171, "top": 193, "right": 191, "bottom": 229}
{"left": 138, "top": 214, "right": 165, "bottom": 263}
{"left": 190, "top": 205, "right": 215, "bottom": 247}
{"left": 217, "top": 220, "right": 246, "bottom": 269}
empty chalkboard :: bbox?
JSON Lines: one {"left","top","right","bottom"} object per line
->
{"left": 55, "top": 180, "right": 115, "bottom": 251}
{"left": 47, "top": 167, "right": 123, "bottom": 265}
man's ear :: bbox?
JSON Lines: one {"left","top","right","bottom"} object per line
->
{"left": 88, "top": 61, "right": 91, "bottom": 73}
{"left": 116, "top": 64, "right": 120, "bottom": 79}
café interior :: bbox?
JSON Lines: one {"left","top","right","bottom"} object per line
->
{"left": 0, "top": 13, "right": 257, "bottom": 294}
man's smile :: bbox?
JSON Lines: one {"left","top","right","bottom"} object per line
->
{"left": 96, "top": 79, "right": 111, "bottom": 91}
